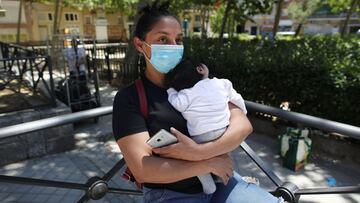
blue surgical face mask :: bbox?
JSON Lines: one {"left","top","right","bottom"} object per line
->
{"left": 143, "top": 42, "right": 184, "bottom": 74}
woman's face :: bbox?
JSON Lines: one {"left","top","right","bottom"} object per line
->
{"left": 134, "top": 16, "right": 183, "bottom": 60}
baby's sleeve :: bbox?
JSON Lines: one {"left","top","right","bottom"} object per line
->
{"left": 223, "top": 79, "right": 247, "bottom": 114}
{"left": 167, "top": 88, "right": 190, "bottom": 112}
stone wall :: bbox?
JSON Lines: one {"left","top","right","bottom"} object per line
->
{"left": 0, "top": 103, "right": 74, "bottom": 166}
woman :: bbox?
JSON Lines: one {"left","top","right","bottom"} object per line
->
{"left": 112, "top": 2, "right": 285, "bottom": 203}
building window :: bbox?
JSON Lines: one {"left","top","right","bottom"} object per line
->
{"left": 65, "top": 13, "right": 78, "bottom": 21}
{"left": 48, "top": 13, "right": 53, "bottom": 21}
{"left": 193, "top": 27, "right": 201, "bottom": 32}
{"left": 195, "top": 15, "right": 201, "bottom": 22}
{"left": 251, "top": 26, "right": 257, "bottom": 35}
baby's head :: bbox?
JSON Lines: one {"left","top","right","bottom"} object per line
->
{"left": 165, "top": 58, "right": 209, "bottom": 91}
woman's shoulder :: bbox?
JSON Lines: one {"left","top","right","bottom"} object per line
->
{"left": 113, "top": 83, "right": 138, "bottom": 105}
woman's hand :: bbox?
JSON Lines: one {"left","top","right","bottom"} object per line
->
{"left": 152, "top": 127, "right": 203, "bottom": 161}
{"left": 206, "top": 154, "right": 233, "bottom": 185}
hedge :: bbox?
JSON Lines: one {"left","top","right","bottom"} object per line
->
{"left": 183, "top": 35, "right": 360, "bottom": 126}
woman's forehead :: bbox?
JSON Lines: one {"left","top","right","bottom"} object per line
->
{"left": 147, "top": 17, "right": 182, "bottom": 37}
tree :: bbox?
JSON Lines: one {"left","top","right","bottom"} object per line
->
{"left": 273, "top": 0, "right": 284, "bottom": 37}
{"left": 327, "top": 0, "right": 359, "bottom": 36}
{"left": 210, "top": 0, "right": 275, "bottom": 40}
{"left": 287, "top": 0, "right": 321, "bottom": 37}
{"left": 219, "top": 0, "right": 233, "bottom": 42}
{"left": 16, "top": 0, "right": 24, "bottom": 44}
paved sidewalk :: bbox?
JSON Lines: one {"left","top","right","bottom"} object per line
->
{"left": 0, "top": 84, "right": 359, "bottom": 203}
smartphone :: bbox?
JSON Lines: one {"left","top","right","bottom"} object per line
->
{"left": 147, "top": 129, "right": 178, "bottom": 148}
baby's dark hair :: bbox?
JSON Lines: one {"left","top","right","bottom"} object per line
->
{"left": 165, "top": 58, "right": 204, "bottom": 91}
{"left": 134, "top": 1, "right": 180, "bottom": 40}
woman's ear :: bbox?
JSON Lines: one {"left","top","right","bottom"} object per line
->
{"left": 133, "top": 37, "right": 144, "bottom": 53}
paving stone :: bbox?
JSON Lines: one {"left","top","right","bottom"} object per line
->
{"left": 28, "top": 186, "right": 44, "bottom": 194}
{"left": 40, "top": 186, "right": 57, "bottom": 195}
{"left": 54, "top": 188, "right": 69, "bottom": 195}
{"left": 60, "top": 195, "right": 83, "bottom": 203}
{"left": 31, "top": 194, "right": 50, "bottom": 203}
{"left": 3, "top": 193, "right": 23, "bottom": 202}
{"left": 0, "top": 192, "right": 9, "bottom": 200}
{"left": 67, "top": 189, "right": 84, "bottom": 196}
{"left": 45, "top": 194, "right": 64, "bottom": 203}
{"left": 17, "top": 194, "right": 38, "bottom": 203}
{"left": 14, "top": 185, "right": 34, "bottom": 193}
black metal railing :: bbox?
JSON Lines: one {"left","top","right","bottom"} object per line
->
{"left": 88, "top": 42, "right": 139, "bottom": 85}
{"left": 0, "top": 103, "right": 359, "bottom": 202}
{"left": 0, "top": 54, "right": 56, "bottom": 112}
{"left": 0, "top": 41, "right": 34, "bottom": 73}
{"left": 27, "top": 42, "right": 135, "bottom": 84}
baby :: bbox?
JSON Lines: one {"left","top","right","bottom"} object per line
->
{"left": 165, "top": 58, "right": 248, "bottom": 194}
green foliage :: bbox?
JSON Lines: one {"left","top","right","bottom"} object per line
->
{"left": 36, "top": 0, "right": 138, "bottom": 15}
{"left": 326, "top": 0, "right": 359, "bottom": 13}
{"left": 210, "top": 3, "right": 226, "bottom": 34}
{"left": 184, "top": 35, "right": 360, "bottom": 126}
{"left": 288, "top": 0, "right": 321, "bottom": 24}
{"left": 210, "top": 0, "right": 275, "bottom": 35}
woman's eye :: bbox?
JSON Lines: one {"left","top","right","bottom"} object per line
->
{"left": 159, "top": 37, "right": 167, "bottom": 43}
{"left": 176, "top": 39, "right": 183, "bottom": 45}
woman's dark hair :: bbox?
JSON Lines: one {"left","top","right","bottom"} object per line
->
{"left": 134, "top": 1, "right": 180, "bottom": 40}
{"left": 165, "top": 58, "right": 204, "bottom": 91}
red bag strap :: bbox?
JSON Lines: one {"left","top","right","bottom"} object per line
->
{"left": 134, "top": 78, "right": 148, "bottom": 119}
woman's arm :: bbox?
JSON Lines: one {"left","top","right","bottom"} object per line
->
{"left": 117, "top": 131, "right": 233, "bottom": 184}
{"left": 153, "top": 103, "right": 253, "bottom": 161}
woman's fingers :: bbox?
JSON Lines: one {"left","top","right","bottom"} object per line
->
{"left": 169, "top": 127, "right": 192, "bottom": 142}
{"left": 152, "top": 143, "right": 176, "bottom": 155}
{"left": 207, "top": 154, "right": 233, "bottom": 185}
{"left": 152, "top": 127, "right": 202, "bottom": 161}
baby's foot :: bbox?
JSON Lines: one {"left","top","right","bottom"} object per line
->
{"left": 242, "top": 176, "right": 260, "bottom": 186}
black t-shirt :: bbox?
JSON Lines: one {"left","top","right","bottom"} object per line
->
{"left": 112, "top": 76, "right": 202, "bottom": 194}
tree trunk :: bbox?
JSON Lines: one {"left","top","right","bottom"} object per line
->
{"left": 219, "top": 0, "right": 233, "bottom": 42}
{"left": 204, "top": 8, "right": 210, "bottom": 38}
{"left": 50, "top": 0, "right": 61, "bottom": 71}
{"left": 16, "top": 0, "right": 23, "bottom": 44}
{"left": 52, "top": 0, "right": 61, "bottom": 40}
{"left": 341, "top": 0, "right": 357, "bottom": 37}
{"left": 295, "top": 23, "right": 302, "bottom": 37}
{"left": 200, "top": 6, "right": 207, "bottom": 39}
{"left": 273, "top": 0, "right": 284, "bottom": 37}
{"left": 229, "top": 11, "right": 234, "bottom": 38}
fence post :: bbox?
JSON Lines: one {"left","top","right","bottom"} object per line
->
{"left": 46, "top": 56, "right": 57, "bottom": 107}
{"left": 105, "top": 47, "right": 111, "bottom": 83}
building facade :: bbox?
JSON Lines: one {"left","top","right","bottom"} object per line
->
{"left": 241, "top": 0, "right": 359, "bottom": 36}
{"left": 0, "top": 0, "right": 129, "bottom": 44}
